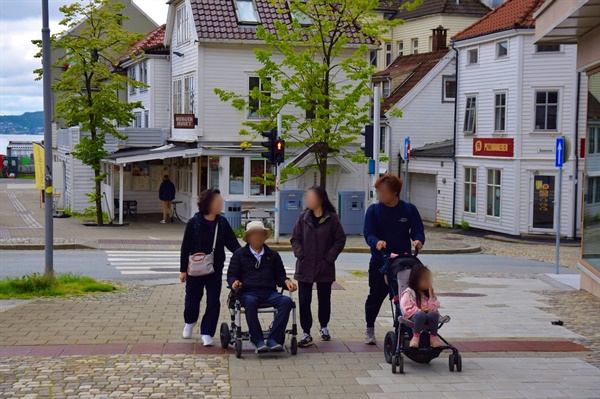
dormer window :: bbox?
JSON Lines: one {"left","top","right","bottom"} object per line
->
{"left": 235, "top": 0, "right": 260, "bottom": 24}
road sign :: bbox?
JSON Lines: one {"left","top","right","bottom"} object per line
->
{"left": 404, "top": 137, "right": 411, "bottom": 161}
{"left": 555, "top": 137, "right": 564, "bottom": 168}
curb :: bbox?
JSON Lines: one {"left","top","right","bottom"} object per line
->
{"left": 484, "top": 235, "right": 580, "bottom": 247}
{"left": 0, "top": 244, "right": 95, "bottom": 251}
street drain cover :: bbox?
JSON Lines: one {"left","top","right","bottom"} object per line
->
{"left": 437, "top": 292, "right": 486, "bottom": 297}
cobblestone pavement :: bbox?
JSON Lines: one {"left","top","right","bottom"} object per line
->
{"left": 0, "top": 354, "right": 230, "bottom": 398}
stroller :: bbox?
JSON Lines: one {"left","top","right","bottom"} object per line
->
{"left": 381, "top": 250, "right": 462, "bottom": 374}
{"left": 219, "top": 287, "right": 298, "bottom": 358}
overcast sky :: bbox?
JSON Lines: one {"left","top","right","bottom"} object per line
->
{"left": 0, "top": 0, "right": 169, "bottom": 116}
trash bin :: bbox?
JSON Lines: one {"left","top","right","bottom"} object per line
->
{"left": 338, "top": 190, "right": 365, "bottom": 234}
{"left": 279, "top": 188, "right": 304, "bottom": 235}
{"left": 224, "top": 200, "right": 242, "bottom": 230}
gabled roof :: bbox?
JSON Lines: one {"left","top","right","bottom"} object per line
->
{"left": 452, "top": 0, "right": 545, "bottom": 41}
{"left": 374, "top": 50, "right": 451, "bottom": 115}
{"left": 390, "top": 0, "right": 490, "bottom": 20}
{"left": 190, "top": 0, "right": 369, "bottom": 44}
{"left": 411, "top": 139, "right": 454, "bottom": 158}
{"left": 118, "top": 24, "right": 167, "bottom": 66}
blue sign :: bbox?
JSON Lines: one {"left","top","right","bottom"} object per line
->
{"left": 555, "top": 137, "right": 564, "bottom": 168}
{"left": 404, "top": 137, "right": 411, "bottom": 160}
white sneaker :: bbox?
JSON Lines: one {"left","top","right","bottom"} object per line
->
{"left": 201, "top": 335, "right": 214, "bottom": 347}
{"left": 160, "top": 220, "right": 166, "bottom": 224}
{"left": 182, "top": 323, "right": 195, "bottom": 339}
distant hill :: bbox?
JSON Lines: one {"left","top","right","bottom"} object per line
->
{"left": 0, "top": 112, "right": 44, "bottom": 135}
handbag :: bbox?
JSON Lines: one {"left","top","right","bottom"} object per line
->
{"left": 187, "top": 222, "right": 219, "bottom": 277}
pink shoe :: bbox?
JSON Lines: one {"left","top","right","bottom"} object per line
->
{"left": 409, "top": 336, "right": 419, "bottom": 348}
{"left": 430, "top": 335, "right": 442, "bottom": 348}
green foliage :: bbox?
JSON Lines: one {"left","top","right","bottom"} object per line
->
{"left": 215, "top": 0, "right": 413, "bottom": 187}
{"left": 33, "top": 0, "right": 145, "bottom": 225}
{"left": 460, "top": 219, "right": 470, "bottom": 231}
{"left": 0, "top": 273, "right": 116, "bottom": 299}
{"left": 349, "top": 270, "right": 368, "bottom": 277}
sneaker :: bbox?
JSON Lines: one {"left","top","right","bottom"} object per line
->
{"left": 409, "top": 336, "right": 420, "bottom": 348}
{"left": 319, "top": 327, "right": 331, "bottom": 341}
{"left": 430, "top": 335, "right": 442, "bottom": 348}
{"left": 201, "top": 335, "right": 214, "bottom": 347}
{"left": 298, "top": 333, "right": 314, "bottom": 347}
{"left": 253, "top": 341, "right": 268, "bottom": 353}
{"left": 182, "top": 323, "right": 195, "bottom": 339}
{"left": 160, "top": 220, "right": 166, "bottom": 224}
{"left": 365, "top": 327, "right": 376, "bottom": 345}
{"left": 267, "top": 339, "right": 283, "bottom": 352}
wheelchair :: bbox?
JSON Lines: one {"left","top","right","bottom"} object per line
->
{"left": 219, "top": 287, "right": 298, "bottom": 358}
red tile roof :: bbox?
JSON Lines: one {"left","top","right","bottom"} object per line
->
{"left": 452, "top": 0, "right": 545, "bottom": 41}
{"left": 389, "top": 0, "right": 490, "bottom": 20}
{"left": 374, "top": 50, "right": 451, "bottom": 115}
{"left": 190, "top": 0, "right": 370, "bottom": 44}
{"left": 118, "top": 24, "right": 167, "bottom": 65}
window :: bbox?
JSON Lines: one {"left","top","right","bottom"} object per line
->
{"left": 139, "top": 61, "right": 148, "bottom": 91}
{"left": 463, "top": 96, "right": 477, "bottom": 134}
{"left": 382, "top": 81, "right": 390, "bottom": 98}
{"left": 248, "top": 76, "right": 271, "bottom": 118}
{"left": 464, "top": 167, "right": 477, "bottom": 213}
{"left": 229, "top": 157, "right": 245, "bottom": 195}
{"left": 467, "top": 49, "right": 478, "bottom": 65}
{"left": 133, "top": 112, "right": 142, "bottom": 128}
{"left": 183, "top": 75, "right": 195, "bottom": 114}
{"left": 234, "top": 0, "right": 260, "bottom": 24}
{"left": 494, "top": 92, "right": 506, "bottom": 132}
{"left": 144, "top": 110, "right": 150, "bottom": 128}
{"left": 175, "top": 5, "right": 190, "bottom": 44}
{"left": 486, "top": 169, "right": 501, "bottom": 217}
{"left": 250, "top": 159, "right": 275, "bottom": 196}
{"left": 289, "top": 1, "right": 312, "bottom": 25}
{"left": 369, "top": 50, "right": 378, "bottom": 67}
{"left": 178, "top": 168, "right": 192, "bottom": 194}
{"left": 380, "top": 126, "right": 386, "bottom": 154}
{"left": 411, "top": 38, "right": 419, "bottom": 55}
{"left": 536, "top": 44, "right": 560, "bottom": 53}
{"left": 385, "top": 43, "right": 392, "bottom": 66}
{"left": 443, "top": 76, "right": 456, "bottom": 102}
{"left": 128, "top": 66, "right": 136, "bottom": 95}
{"left": 535, "top": 90, "right": 558, "bottom": 131}
{"left": 397, "top": 41, "right": 404, "bottom": 57}
{"left": 496, "top": 41, "right": 508, "bottom": 58}
{"left": 586, "top": 177, "right": 600, "bottom": 204}
{"left": 588, "top": 126, "right": 599, "bottom": 154}
{"left": 172, "top": 78, "right": 183, "bottom": 114}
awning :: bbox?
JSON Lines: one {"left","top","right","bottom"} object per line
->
{"left": 103, "top": 144, "right": 202, "bottom": 164}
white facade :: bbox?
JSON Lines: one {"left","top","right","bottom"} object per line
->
{"left": 454, "top": 31, "right": 586, "bottom": 238}
{"left": 126, "top": 57, "right": 171, "bottom": 129}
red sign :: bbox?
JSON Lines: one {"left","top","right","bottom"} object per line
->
{"left": 174, "top": 114, "right": 195, "bottom": 129}
{"left": 580, "top": 138, "right": 586, "bottom": 158}
{"left": 473, "top": 138, "right": 514, "bottom": 157}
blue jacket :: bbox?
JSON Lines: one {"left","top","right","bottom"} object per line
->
{"left": 159, "top": 180, "right": 176, "bottom": 201}
{"left": 363, "top": 201, "right": 425, "bottom": 263}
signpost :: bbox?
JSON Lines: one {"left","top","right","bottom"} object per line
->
{"left": 274, "top": 114, "right": 282, "bottom": 243}
{"left": 554, "top": 137, "right": 565, "bottom": 275}
{"left": 372, "top": 87, "right": 381, "bottom": 204}
{"left": 403, "top": 137, "right": 410, "bottom": 202}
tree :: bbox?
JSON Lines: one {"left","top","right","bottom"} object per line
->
{"left": 34, "top": 0, "right": 145, "bottom": 225}
{"left": 215, "top": 0, "right": 412, "bottom": 188}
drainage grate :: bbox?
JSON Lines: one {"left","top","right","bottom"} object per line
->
{"left": 437, "top": 292, "right": 486, "bottom": 297}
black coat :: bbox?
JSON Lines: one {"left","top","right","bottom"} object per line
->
{"left": 159, "top": 180, "right": 176, "bottom": 201}
{"left": 290, "top": 210, "right": 346, "bottom": 283}
{"left": 179, "top": 214, "right": 241, "bottom": 273}
{"left": 227, "top": 245, "right": 289, "bottom": 292}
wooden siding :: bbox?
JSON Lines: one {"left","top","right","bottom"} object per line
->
{"left": 407, "top": 157, "right": 454, "bottom": 225}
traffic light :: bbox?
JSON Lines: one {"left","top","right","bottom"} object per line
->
{"left": 274, "top": 138, "right": 285, "bottom": 165}
{"left": 261, "top": 128, "right": 277, "bottom": 163}
{"left": 361, "top": 124, "right": 374, "bottom": 158}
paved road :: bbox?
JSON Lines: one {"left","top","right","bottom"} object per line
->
{"left": 0, "top": 250, "right": 577, "bottom": 281}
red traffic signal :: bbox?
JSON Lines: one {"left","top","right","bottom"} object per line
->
{"left": 274, "top": 139, "right": 285, "bottom": 165}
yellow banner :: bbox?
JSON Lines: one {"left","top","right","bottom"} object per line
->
{"left": 32, "top": 143, "right": 44, "bottom": 190}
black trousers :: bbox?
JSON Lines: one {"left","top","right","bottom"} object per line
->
{"left": 365, "top": 260, "right": 388, "bottom": 328}
{"left": 183, "top": 272, "right": 222, "bottom": 336}
{"left": 298, "top": 281, "right": 332, "bottom": 335}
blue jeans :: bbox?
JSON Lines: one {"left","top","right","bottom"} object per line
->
{"left": 242, "top": 290, "right": 293, "bottom": 346}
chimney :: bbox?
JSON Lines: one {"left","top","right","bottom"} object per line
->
{"left": 431, "top": 25, "right": 448, "bottom": 51}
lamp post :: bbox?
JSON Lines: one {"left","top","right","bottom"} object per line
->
{"left": 42, "top": 0, "right": 54, "bottom": 278}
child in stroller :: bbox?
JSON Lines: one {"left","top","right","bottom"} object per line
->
{"left": 382, "top": 251, "right": 461, "bottom": 374}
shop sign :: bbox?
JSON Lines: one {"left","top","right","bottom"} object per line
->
{"left": 473, "top": 138, "right": 514, "bottom": 157}
{"left": 174, "top": 114, "right": 196, "bottom": 129}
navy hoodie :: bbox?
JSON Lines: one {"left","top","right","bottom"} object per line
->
{"left": 363, "top": 201, "right": 425, "bottom": 263}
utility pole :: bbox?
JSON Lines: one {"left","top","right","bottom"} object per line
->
{"left": 372, "top": 86, "right": 380, "bottom": 203}
{"left": 274, "top": 113, "right": 282, "bottom": 243}
{"left": 554, "top": 137, "right": 565, "bottom": 275}
{"left": 42, "top": 0, "right": 54, "bottom": 278}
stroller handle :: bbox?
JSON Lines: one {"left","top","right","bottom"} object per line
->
{"left": 382, "top": 247, "right": 419, "bottom": 258}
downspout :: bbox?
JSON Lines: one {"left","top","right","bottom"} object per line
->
{"left": 451, "top": 41, "right": 459, "bottom": 228}
{"left": 573, "top": 72, "right": 581, "bottom": 239}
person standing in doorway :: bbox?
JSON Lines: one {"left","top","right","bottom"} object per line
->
{"left": 363, "top": 174, "right": 425, "bottom": 345}
{"left": 159, "top": 175, "right": 176, "bottom": 224}
{"left": 291, "top": 186, "right": 346, "bottom": 347}
{"left": 179, "top": 189, "right": 241, "bottom": 346}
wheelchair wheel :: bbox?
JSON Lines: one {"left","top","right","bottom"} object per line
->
{"left": 290, "top": 336, "right": 298, "bottom": 356}
{"left": 235, "top": 339, "right": 242, "bottom": 359}
{"left": 383, "top": 331, "right": 397, "bottom": 365}
{"left": 219, "top": 322, "right": 230, "bottom": 349}
{"left": 449, "top": 354, "right": 455, "bottom": 372}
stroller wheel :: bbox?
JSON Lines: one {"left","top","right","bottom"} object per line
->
{"left": 391, "top": 355, "right": 403, "bottom": 374}
{"left": 290, "top": 336, "right": 298, "bottom": 356}
{"left": 384, "top": 331, "right": 397, "bottom": 365}
{"left": 219, "top": 322, "right": 231, "bottom": 349}
{"left": 449, "top": 354, "right": 455, "bottom": 372}
{"left": 234, "top": 339, "right": 243, "bottom": 359}
{"left": 456, "top": 354, "right": 462, "bottom": 372}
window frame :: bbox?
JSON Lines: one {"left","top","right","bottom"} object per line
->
{"left": 234, "top": 0, "right": 261, "bottom": 25}
{"left": 467, "top": 48, "right": 479, "bottom": 65}
{"left": 463, "top": 95, "right": 477, "bottom": 134}
{"left": 397, "top": 40, "right": 404, "bottom": 57}
{"left": 144, "top": 110, "right": 150, "bottom": 128}
{"left": 247, "top": 75, "right": 271, "bottom": 119}
{"left": 464, "top": 167, "right": 477, "bottom": 214}
{"left": 385, "top": 43, "right": 393, "bottom": 66}
{"left": 172, "top": 77, "right": 183, "bottom": 115}
{"left": 442, "top": 75, "right": 456, "bottom": 103}
{"left": 229, "top": 157, "right": 246, "bottom": 196}
{"left": 534, "top": 89, "right": 559, "bottom": 132}
{"left": 382, "top": 80, "right": 391, "bottom": 98}
{"left": 536, "top": 44, "right": 561, "bottom": 53}
{"left": 587, "top": 126, "right": 599, "bottom": 154}
{"left": 369, "top": 50, "right": 378, "bottom": 67}
{"left": 183, "top": 74, "right": 195, "bottom": 115}
{"left": 133, "top": 112, "right": 142, "bottom": 128}
{"left": 486, "top": 169, "right": 502, "bottom": 218}
{"left": 496, "top": 40, "right": 509, "bottom": 59}
{"left": 175, "top": 4, "right": 190, "bottom": 45}
{"left": 411, "top": 38, "right": 419, "bottom": 55}
{"left": 494, "top": 91, "right": 507, "bottom": 132}
{"left": 250, "top": 158, "right": 275, "bottom": 197}
{"left": 128, "top": 66, "right": 137, "bottom": 95}
{"left": 139, "top": 61, "right": 148, "bottom": 91}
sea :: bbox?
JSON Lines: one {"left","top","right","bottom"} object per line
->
{"left": 0, "top": 134, "right": 44, "bottom": 155}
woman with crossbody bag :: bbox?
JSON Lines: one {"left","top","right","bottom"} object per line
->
{"left": 179, "top": 189, "right": 241, "bottom": 346}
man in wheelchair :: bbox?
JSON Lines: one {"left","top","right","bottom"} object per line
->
{"left": 227, "top": 221, "right": 298, "bottom": 352}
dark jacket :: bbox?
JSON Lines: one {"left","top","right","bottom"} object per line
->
{"left": 363, "top": 201, "right": 425, "bottom": 263}
{"left": 159, "top": 180, "right": 176, "bottom": 201}
{"left": 180, "top": 214, "right": 241, "bottom": 273}
{"left": 290, "top": 209, "right": 346, "bottom": 283}
{"left": 227, "top": 245, "right": 289, "bottom": 292}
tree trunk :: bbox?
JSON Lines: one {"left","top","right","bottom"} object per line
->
{"left": 94, "top": 169, "right": 104, "bottom": 226}
{"left": 318, "top": 151, "right": 327, "bottom": 189}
